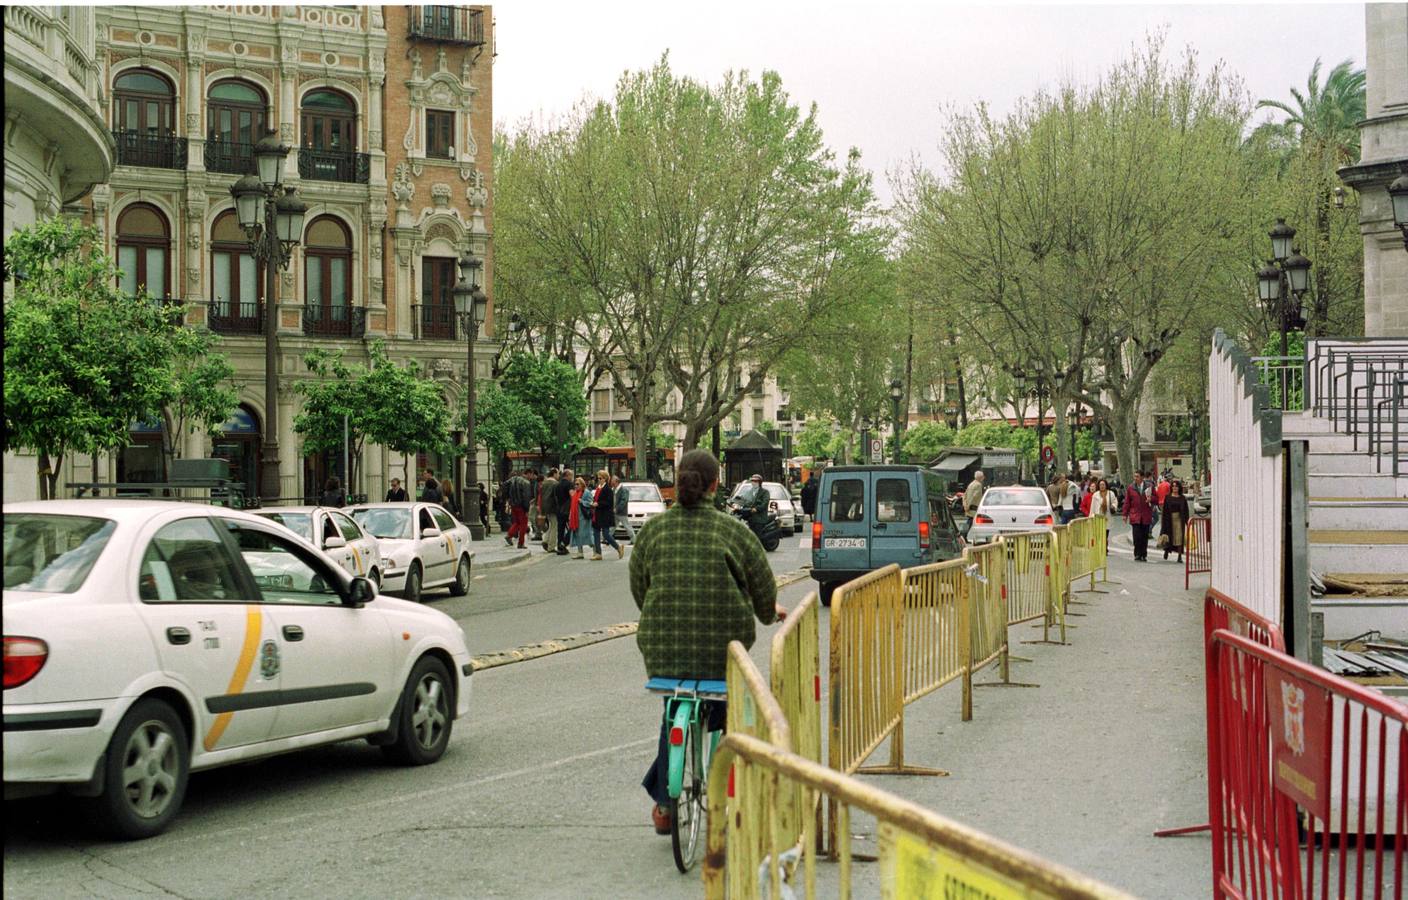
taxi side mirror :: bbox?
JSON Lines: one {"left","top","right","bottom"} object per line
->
{"left": 422, "top": 526, "right": 442, "bottom": 538}
{"left": 323, "top": 535, "right": 347, "bottom": 550}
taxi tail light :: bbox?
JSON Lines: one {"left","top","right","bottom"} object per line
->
{"left": 974, "top": 514, "right": 994, "bottom": 525}
{"left": 918, "top": 519, "right": 931, "bottom": 551}
{"left": 811, "top": 521, "right": 823, "bottom": 551}
{"left": 669, "top": 726, "right": 684, "bottom": 746}
{"left": 1035, "top": 514, "right": 1054, "bottom": 525}
{"left": 3, "top": 636, "right": 48, "bottom": 689}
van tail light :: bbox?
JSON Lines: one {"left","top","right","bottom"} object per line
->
{"left": 974, "top": 514, "right": 994, "bottom": 525}
{"left": 918, "top": 520, "right": 931, "bottom": 551}
{"left": 3, "top": 637, "right": 48, "bottom": 689}
{"left": 811, "top": 521, "right": 823, "bottom": 551}
{"left": 1035, "top": 514, "right": 1054, "bottom": 525}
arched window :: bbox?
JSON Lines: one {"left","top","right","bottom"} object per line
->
{"left": 210, "top": 210, "right": 262, "bottom": 332}
{"left": 303, "top": 216, "right": 353, "bottom": 334}
{"left": 116, "top": 204, "right": 170, "bottom": 299}
{"left": 300, "top": 89, "right": 356, "bottom": 151}
{"left": 114, "top": 69, "right": 175, "bottom": 135}
{"left": 206, "top": 80, "right": 267, "bottom": 174}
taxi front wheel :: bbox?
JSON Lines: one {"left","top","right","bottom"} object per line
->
{"left": 382, "top": 656, "right": 453, "bottom": 766}
{"left": 91, "top": 698, "right": 190, "bottom": 839}
{"left": 448, "top": 556, "right": 470, "bottom": 597}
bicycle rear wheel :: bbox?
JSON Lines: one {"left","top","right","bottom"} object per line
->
{"left": 670, "top": 720, "right": 706, "bottom": 872}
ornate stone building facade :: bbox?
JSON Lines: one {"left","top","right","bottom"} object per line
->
{"left": 4, "top": 5, "right": 495, "bottom": 503}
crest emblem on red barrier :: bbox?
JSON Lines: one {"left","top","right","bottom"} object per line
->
{"left": 1280, "top": 681, "right": 1305, "bottom": 755}
{"left": 1265, "top": 668, "right": 1330, "bottom": 820}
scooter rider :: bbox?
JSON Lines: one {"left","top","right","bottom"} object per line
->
{"left": 736, "top": 474, "right": 770, "bottom": 532}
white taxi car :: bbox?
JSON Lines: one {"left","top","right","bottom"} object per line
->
{"left": 254, "top": 506, "right": 383, "bottom": 589}
{"left": 615, "top": 481, "right": 668, "bottom": 539}
{"left": 2, "top": 500, "right": 473, "bottom": 839}
{"left": 349, "top": 503, "right": 473, "bottom": 603}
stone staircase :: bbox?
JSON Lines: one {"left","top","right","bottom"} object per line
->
{"left": 1284, "top": 410, "right": 1408, "bottom": 643}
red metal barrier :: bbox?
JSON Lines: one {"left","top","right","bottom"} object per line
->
{"left": 1185, "top": 517, "right": 1212, "bottom": 590}
{"left": 1156, "top": 591, "right": 1288, "bottom": 839}
{"left": 1207, "top": 630, "right": 1407, "bottom": 899}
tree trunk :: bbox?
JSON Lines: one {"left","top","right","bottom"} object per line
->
{"left": 1109, "top": 402, "right": 1140, "bottom": 484}
{"left": 38, "top": 452, "right": 61, "bottom": 500}
{"left": 632, "top": 407, "right": 649, "bottom": 479}
{"left": 1051, "top": 396, "right": 1070, "bottom": 477}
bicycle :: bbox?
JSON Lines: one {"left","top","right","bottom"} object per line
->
{"left": 645, "top": 676, "right": 727, "bottom": 872}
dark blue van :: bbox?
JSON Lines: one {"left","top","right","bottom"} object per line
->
{"left": 809, "top": 465, "right": 963, "bottom": 605}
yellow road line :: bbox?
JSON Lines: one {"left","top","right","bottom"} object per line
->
{"left": 203, "top": 605, "right": 262, "bottom": 751}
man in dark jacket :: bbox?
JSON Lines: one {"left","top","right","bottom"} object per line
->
{"left": 504, "top": 470, "right": 531, "bottom": 549}
{"left": 554, "top": 468, "right": 574, "bottom": 555}
{"left": 385, "top": 478, "right": 409, "bottom": 502}
{"left": 799, "top": 475, "right": 818, "bottom": 520}
{"left": 1123, "top": 470, "right": 1154, "bottom": 562}
{"left": 540, "top": 468, "right": 560, "bottom": 554}
{"left": 421, "top": 469, "right": 442, "bottom": 503}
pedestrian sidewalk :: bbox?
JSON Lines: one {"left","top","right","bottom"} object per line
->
{"left": 467, "top": 536, "right": 533, "bottom": 570}
{"left": 833, "top": 536, "right": 1212, "bottom": 898}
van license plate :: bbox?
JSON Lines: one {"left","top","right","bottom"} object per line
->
{"left": 826, "top": 538, "right": 866, "bottom": 549}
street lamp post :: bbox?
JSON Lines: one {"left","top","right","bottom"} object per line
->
{"left": 1012, "top": 367, "right": 1047, "bottom": 484}
{"left": 888, "top": 379, "right": 905, "bottom": 463}
{"left": 230, "top": 131, "right": 306, "bottom": 502}
{"left": 453, "top": 251, "right": 489, "bottom": 540}
{"left": 1187, "top": 400, "right": 1203, "bottom": 482}
{"left": 859, "top": 417, "right": 873, "bottom": 465}
{"left": 1388, "top": 174, "right": 1408, "bottom": 250}
{"left": 1256, "top": 218, "right": 1311, "bottom": 408}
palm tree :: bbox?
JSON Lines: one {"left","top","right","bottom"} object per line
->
{"left": 1252, "top": 58, "right": 1366, "bottom": 166}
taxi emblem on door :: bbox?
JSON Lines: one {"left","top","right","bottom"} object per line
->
{"left": 260, "top": 640, "right": 280, "bottom": 678}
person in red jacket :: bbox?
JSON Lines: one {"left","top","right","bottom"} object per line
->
{"left": 1123, "top": 470, "right": 1154, "bottom": 562}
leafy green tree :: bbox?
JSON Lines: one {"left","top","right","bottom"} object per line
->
{"left": 476, "top": 383, "right": 547, "bottom": 463}
{"left": 497, "top": 352, "right": 588, "bottom": 460}
{"left": 294, "top": 342, "right": 455, "bottom": 494}
{"left": 1252, "top": 59, "right": 1365, "bottom": 167}
{"left": 589, "top": 424, "right": 629, "bottom": 448}
{"left": 793, "top": 419, "right": 838, "bottom": 459}
{"left": 900, "top": 420, "right": 956, "bottom": 463}
{"left": 3, "top": 219, "right": 178, "bottom": 498}
{"left": 158, "top": 326, "right": 239, "bottom": 476}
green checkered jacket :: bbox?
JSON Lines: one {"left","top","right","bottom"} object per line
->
{"left": 629, "top": 503, "right": 778, "bottom": 679}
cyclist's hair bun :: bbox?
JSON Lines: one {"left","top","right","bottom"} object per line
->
{"left": 676, "top": 448, "right": 720, "bottom": 508}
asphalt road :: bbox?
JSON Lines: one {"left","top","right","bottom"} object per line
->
{"left": 6, "top": 522, "right": 1213, "bottom": 898}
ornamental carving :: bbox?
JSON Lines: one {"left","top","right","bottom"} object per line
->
{"left": 279, "top": 123, "right": 294, "bottom": 145}
{"left": 188, "top": 266, "right": 200, "bottom": 287}
{"left": 430, "top": 183, "right": 451, "bottom": 209}
{"left": 425, "top": 222, "right": 457, "bottom": 244}
{"left": 281, "top": 271, "right": 294, "bottom": 290}
{"left": 368, "top": 130, "right": 381, "bottom": 149}
{"left": 187, "top": 229, "right": 201, "bottom": 250}
{"left": 410, "top": 50, "right": 423, "bottom": 82}
{"left": 391, "top": 162, "right": 415, "bottom": 208}
{"left": 465, "top": 169, "right": 487, "bottom": 209}
{"left": 185, "top": 112, "right": 199, "bottom": 133}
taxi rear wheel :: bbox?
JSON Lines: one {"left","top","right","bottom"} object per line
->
{"left": 383, "top": 656, "right": 453, "bottom": 766}
{"left": 448, "top": 556, "right": 470, "bottom": 597}
{"left": 91, "top": 698, "right": 189, "bottom": 839}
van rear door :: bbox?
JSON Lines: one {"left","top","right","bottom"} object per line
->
{"left": 871, "top": 474, "right": 922, "bottom": 567}
{"left": 815, "top": 471, "right": 871, "bottom": 572}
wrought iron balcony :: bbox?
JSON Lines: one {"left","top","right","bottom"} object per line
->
{"left": 208, "top": 299, "right": 264, "bottom": 335}
{"left": 204, "top": 139, "right": 256, "bottom": 175}
{"left": 407, "top": 6, "right": 485, "bottom": 46}
{"left": 298, "top": 148, "right": 370, "bottom": 184}
{"left": 413, "top": 303, "right": 460, "bottom": 340}
{"left": 113, "top": 130, "right": 187, "bottom": 170}
{"left": 302, "top": 304, "right": 367, "bottom": 338}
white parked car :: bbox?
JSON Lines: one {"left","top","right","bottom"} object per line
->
{"left": 254, "top": 506, "right": 383, "bottom": 589}
{"left": 728, "top": 481, "right": 798, "bottom": 533}
{"left": 349, "top": 503, "right": 473, "bottom": 603}
{"left": 966, "top": 486, "right": 1055, "bottom": 545}
{"left": 2, "top": 500, "right": 473, "bottom": 839}
{"left": 616, "top": 481, "right": 667, "bottom": 539}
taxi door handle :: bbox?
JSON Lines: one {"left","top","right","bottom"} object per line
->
{"left": 166, "top": 627, "right": 191, "bottom": 645}
{"left": 282, "top": 625, "right": 304, "bottom": 642}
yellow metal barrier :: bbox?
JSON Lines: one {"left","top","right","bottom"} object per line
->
{"left": 1044, "top": 525, "right": 1072, "bottom": 641}
{"left": 770, "top": 591, "right": 822, "bottom": 856}
{"left": 827, "top": 564, "right": 907, "bottom": 778}
{"left": 723, "top": 642, "right": 793, "bottom": 900}
{"left": 704, "top": 732, "right": 1135, "bottom": 900}
{"left": 1067, "top": 516, "right": 1110, "bottom": 596}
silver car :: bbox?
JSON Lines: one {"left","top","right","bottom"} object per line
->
{"left": 728, "top": 481, "right": 797, "bottom": 533}
{"left": 967, "top": 486, "right": 1055, "bottom": 545}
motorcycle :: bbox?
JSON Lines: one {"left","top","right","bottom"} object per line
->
{"left": 730, "top": 504, "right": 782, "bottom": 552}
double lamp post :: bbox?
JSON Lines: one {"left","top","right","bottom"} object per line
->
{"left": 1010, "top": 366, "right": 1048, "bottom": 484}
{"left": 452, "top": 249, "right": 489, "bottom": 540}
{"left": 1255, "top": 218, "right": 1311, "bottom": 408}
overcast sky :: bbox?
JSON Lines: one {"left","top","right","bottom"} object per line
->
{"left": 490, "top": 1, "right": 1367, "bottom": 205}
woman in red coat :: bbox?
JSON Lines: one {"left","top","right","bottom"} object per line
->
{"left": 1123, "top": 470, "right": 1154, "bottom": 562}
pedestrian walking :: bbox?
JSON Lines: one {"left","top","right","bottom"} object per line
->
{"left": 440, "top": 477, "right": 460, "bottom": 519}
{"left": 540, "top": 468, "right": 561, "bottom": 553}
{"left": 592, "top": 469, "right": 624, "bottom": 560}
{"left": 493, "top": 481, "right": 510, "bottom": 534}
{"left": 505, "top": 469, "right": 532, "bottom": 549}
{"left": 320, "top": 476, "right": 344, "bottom": 508}
{"left": 476, "top": 482, "right": 490, "bottom": 533}
{"left": 554, "top": 468, "right": 575, "bottom": 555}
{"left": 570, "top": 476, "right": 594, "bottom": 558}
{"left": 1159, "top": 481, "right": 1191, "bottom": 562}
{"left": 1124, "top": 470, "right": 1154, "bottom": 562}
{"left": 800, "top": 475, "right": 818, "bottom": 522}
{"left": 421, "top": 469, "right": 442, "bottom": 503}
{"left": 1089, "top": 478, "right": 1117, "bottom": 544}
{"left": 525, "top": 469, "right": 543, "bottom": 542}
{"left": 1058, "top": 474, "right": 1079, "bottom": 524}
{"left": 963, "top": 470, "right": 986, "bottom": 518}
{"left": 385, "top": 477, "right": 409, "bottom": 502}
{"left": 612, "top": 475, "right": 635, "bottom": 542}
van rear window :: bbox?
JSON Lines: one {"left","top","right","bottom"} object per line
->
{"left": 827, "top": 479, "right": 864, "bottom": 522}
{"left": 875, "top": 479, "right": 912, "bottom": 522}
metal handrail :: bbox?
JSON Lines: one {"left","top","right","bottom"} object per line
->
{"left": 301, "top": 304, "right": 367, "bottom": 338}
{"left": 412, "top": 302, "right": 459, "bottom": 340}
{"left": 297, "top": 147, "right": 370, "bottom": 184}
{"left": 208, "top": 299, "right": 264, "bottom": 335}
{"left": 112, "top": 129, "right": 188, "bottom": 170}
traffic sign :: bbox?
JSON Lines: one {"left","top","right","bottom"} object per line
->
{"left": 870, "top": 438, "right": 883, "bottom": 462}
{"left": 1040, "top": 445, "right": 1055, "bottom": 464}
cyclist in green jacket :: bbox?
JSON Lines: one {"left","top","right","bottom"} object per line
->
{"left": 629, "top": 448, "right": 786, "bottom": 834}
